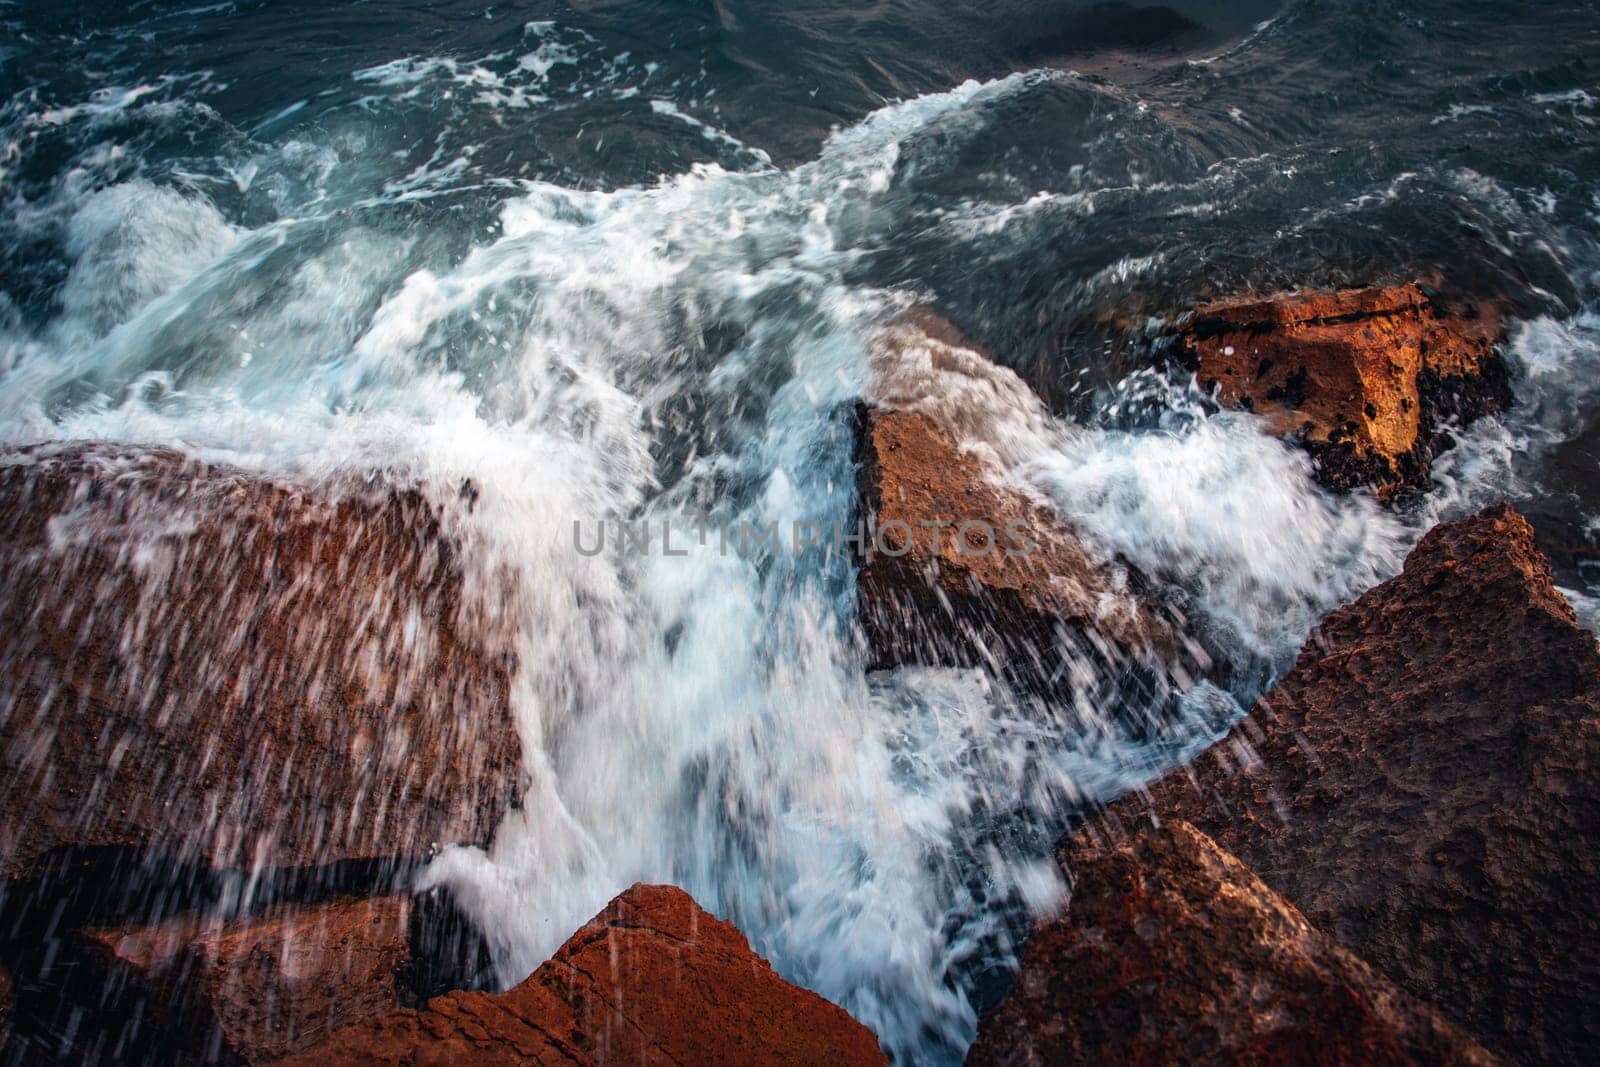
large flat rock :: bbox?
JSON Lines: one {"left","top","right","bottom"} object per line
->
{"left": 0, "top": 441, "right": 522, "bottom": 881}
{"left": 1185, "top": 284, "right": 1510, "bottom": 497}
{"left": 78, "top": 895, "right": 413, "bottom": 1063}
{"left": 1099, "top": 505, "right": 1600, "bottom": 1062}
{"left": 269, "top": 883, "right": 887, "bottom": 1066}
{"left": 968, "top": 819, "right": 1495, "bottom": 1066}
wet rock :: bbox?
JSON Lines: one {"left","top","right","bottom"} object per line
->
{"left": 856, "top": 313, "right": 1187, "bottom": 686}
{"left": 969, "top": 820, "right": 1496, "bottom": 1066}
{"left": 1185, "top": 284, "right": 1511, "bottom": 497}
{"left": 0, "top": 441, "right": 522, "bottom": 881}
{"left": 0, "top": 962, "right": 10, "bottom": 1050}
{"left": 855, "top": 405, "right": 1165, "bottom": 672}
{"left": 77, "top": 895, "right": 411, "bottom": 1064}
{"left": 1103, "top": 505, "right": 1600, "bottom": 1063}
{"left": 270, "top": 883, "right": 887, "bottom": 1066}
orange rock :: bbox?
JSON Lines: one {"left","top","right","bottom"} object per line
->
{"left": 268, "top": 883, "right": 887, "bottom": 1067}
{"left": 856, "top": 313, "right": 1189, "bottom": 688}
{"left": 1102, "top": 505, "right": 1600, "bottom": 1062}
{"left": 968, "top": 820, "right": 1496, "bottom": 1066}
{"left": 0, "top": 441, "right": 522, "bottom": 880}
{"left": 857, "top": 406, "right": 1173, "bottom": 674}
{"left": 1185, "top": 284, "right": 1510, "bottom": 497}
{"left": 78, "top": 895, "right": 412, "bottom": 1063}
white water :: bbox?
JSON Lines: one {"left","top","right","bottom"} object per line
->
{"left": 4, "top": 45, "right": 1598, "bottom": 1062}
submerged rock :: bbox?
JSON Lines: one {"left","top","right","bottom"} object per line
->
{"left": 76, "top": 895, "right": 412, "bottom": 1063}
{"left": 270, "top": 883, "right": 887, "bottom": 1066}
{"left": 0, "top": 441, "right": 522, "bottom": 881}
{"left": 1101, "top": 505, "right": 1600, "bottom": 1062}
{"left": 855, "top": 313, "right": 1190, "bottom": 691}
{"left": 968, "top": 820, "right": 1496, "bottom": 1066}
{"left": 1184, "top": 284, "right": 1510, "bottom": 497}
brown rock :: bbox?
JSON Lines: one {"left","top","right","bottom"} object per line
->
{"left": 269, "top": 883, "right": 887, "bottom": 1066}
{"left": 0, "top": 441, "right": 521, "bottom": 880}
{"left": 856, "top": 313, "right": 1187, "bottom": 683}
{"left": 968, "top": 820, "right": 1496, "bottom": 1066}
{"left": 1104, "top": 505, "right": 1600, "bottom": 1062}
{"left": 1185, "top": 284, "right": 1511, "bottom": 497}
{"left": 78, "top": 895, "right": 411, "bottom": 1063}
{"left": 856, "top": 406, "right": 1166, "bottom": 671}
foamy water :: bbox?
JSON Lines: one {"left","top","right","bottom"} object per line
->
{"left": 3, "top": 6, "right": 1600, "bottom": 1060}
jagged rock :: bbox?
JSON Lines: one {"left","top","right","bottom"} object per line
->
{"left": 1184, "top": 284, "right": 1510, "bottom": 497}
{"left": 0, "top": 441, "right": 522, "bottom": 881}
{"left": 856, "top": 313, "right": 1188, "bottom": 686}
{"left": 76, "top": 895, "right": 412, "bottom": 1063}
{"left": 269, "top": 883, "right": 887, "bottom": 1066}
{"left": 968, "top": 820, "right": 1496, "bottom": 1066}
{"left": 1101, "top": 505, "right": 1600, "bottom": 1063}
{"left": 856, "top": 406, "right": 1164, "bottom": 671}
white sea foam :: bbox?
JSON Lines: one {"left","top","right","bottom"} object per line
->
{"left": 1029, "top": 410, "right": 1408, "bottom": 672}
{"left": 4, "top": 48, "right": 1597, "bottom": 1063}
{"left": 57, "top": 183, "right": 240, "bottom": 346}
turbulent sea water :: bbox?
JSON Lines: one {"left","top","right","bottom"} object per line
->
{"left": 3, "top": 0, "right": 1599, "bottom": 1060}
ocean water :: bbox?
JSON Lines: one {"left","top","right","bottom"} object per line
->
{"left": 2, "top": 1, "right": 1599, "bottom": 1060}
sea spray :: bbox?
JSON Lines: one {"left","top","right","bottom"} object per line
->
{"left": 3, "top": 6, "right": 1600, "bottom": 1059}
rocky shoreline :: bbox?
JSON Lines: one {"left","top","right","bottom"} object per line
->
{"left": 973, "top": 502, "right": 1600, "bottom": 1065}
{"left": 1, "top": 285, "right": 1595, "bottom": 1064}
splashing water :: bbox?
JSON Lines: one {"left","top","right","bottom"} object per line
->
{"left": 4, "top": 2, "right": 1600, "bottom": 1060}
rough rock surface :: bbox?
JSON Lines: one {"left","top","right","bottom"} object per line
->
{"left": 856, "top": 312, "right": 1185, "bottom": 683}
{"left": 270, "top": 883, "right": 887, "bottom": 1066}
{"left": 856, "top": 406, "right": 1172, "bottom": 672}
{"left": 78, "top": 895, "right": 412, "bottom": 1063}
{"left": 0, "top": 441, "right": 522, "bottom": 881}
{"left": 968, "top": 820, "right": 1496, "bottom": 1066}
{"left": 1185, "top": 284, "right": 1510, "bottom": 496}
{"left": 1102, "top": 505, "right": 1600, "bottom": 1063}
